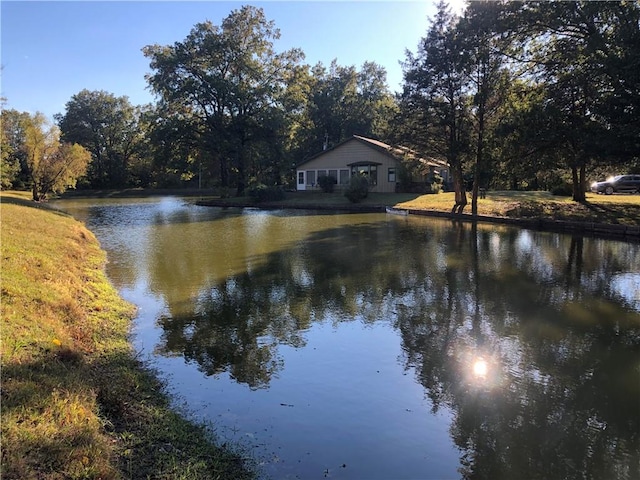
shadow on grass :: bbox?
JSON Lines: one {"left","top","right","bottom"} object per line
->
{"left": 1, "top": 346, "right": 255, "bottom": 480}
{"left": 489, "top": 191, "right": 556, "bottom": 200}
{"left": 0, "top": 194, "right": 72, "bottom": 217}
{"left": 580, "top": 200, "right": 640, "bottom": 225}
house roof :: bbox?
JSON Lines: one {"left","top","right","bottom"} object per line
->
{"left": 297, "top": 135, "right": 448, "bottom": 170}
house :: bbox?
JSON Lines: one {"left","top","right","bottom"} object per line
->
{"left": 295, "top": 135, "right": 449, "bottom": 193}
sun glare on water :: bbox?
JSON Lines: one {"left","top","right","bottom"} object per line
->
{"left": 473, "top": 359, "right": 488, "bottom": 378}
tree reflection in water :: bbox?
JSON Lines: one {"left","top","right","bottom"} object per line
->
{"left": 145, "top": 211, "right": 639, "bottom": 479}
{"left": 396, "top": 224, "right": 639, "bottom": 479}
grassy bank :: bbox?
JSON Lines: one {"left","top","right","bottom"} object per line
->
{"left": 396, "top": 190, "right": 640, "bottom": 226}
{"left": 0, "top": 191, "right": 254, "bottom": 480}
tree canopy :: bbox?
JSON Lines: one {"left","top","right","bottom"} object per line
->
{"left": 21, "top": 113, "right": 91, "bottom": 201}
{"left": 143, "top": 5, "right": 304, "bottom": 195}
{"left": 55, "top": 89, "right": 141, "bottom": 188}
{"left": 398, "top": 0, "right": 640, "bottom": 208}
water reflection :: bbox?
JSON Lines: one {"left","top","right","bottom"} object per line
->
{"left": 54, "top": 198, "right": 640, "bottom": 479}
{"left": 394, "top": 224, "right": 640, "bottom": 479}
{"left": 150, "top": 218, "right": 414, "bottom": 389}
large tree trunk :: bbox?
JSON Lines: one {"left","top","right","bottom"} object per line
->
{"left": 32, "top": 183, "right": 46, "bottom": 202}
{"left": 571, "top": 164, "right": 586, "bottom": 202}
{"left": 451, "top": 161, "right": 467, "bottom": 214}
{"left": 578, "top": 164, "right": 586, "bottom": 201}
{"left": 471, "top": 171, "right": 479, "bottom": 216}
{"left": 471, "top": 105, "right": 485, "bottom": 216}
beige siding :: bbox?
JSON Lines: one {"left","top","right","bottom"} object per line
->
{"left": 297, "top": 139, "right": 399, "bottom": 193}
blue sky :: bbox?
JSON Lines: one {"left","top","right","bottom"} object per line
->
{"left": 1, "top": 1, "right": 460, "bottom": 120}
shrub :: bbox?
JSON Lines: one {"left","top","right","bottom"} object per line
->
{"left": 550, "top": 182, "right": 573, "bottom": 196}
{"left": 246, "top": 183, "right": 286, "bottom": 203}
{"left": 317, "top": 175, "right": 337, "bottom": 193}
{"left": 426, "top": 171, "right": 444, "bottom": 194}
{"left": 344, "top": 175, "right": 369, "bottom": 203}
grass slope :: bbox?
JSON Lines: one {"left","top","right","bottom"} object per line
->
{"left": 0, "top": 191, "right": 254, "bottom": 480}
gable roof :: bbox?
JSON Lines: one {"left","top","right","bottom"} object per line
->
{"left": 297, "top": 135, "right": 448, "bottom": 170}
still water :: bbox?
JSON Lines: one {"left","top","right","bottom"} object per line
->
{"left": 55, "top": 197, "right": 640, "bottom": 479}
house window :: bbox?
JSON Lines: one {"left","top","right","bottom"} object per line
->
{"left": 317, "top": 170, "right": 327, "bottom": 179}
{"left": 339, "top": 169, "right": 350, "bottom": 185}
{"left": 298, "top": 171, "right": 304, "bottom": 185}
{"left": 350, "top": 165, "right": 377, "bottom": 186}
{"left": 307, "top": 170, "right": 316, "bottom": 186}
{"left": 328, "top": 169, "right": 338, "bottom": 182}
{"left": 388, "top": 167, "right": 396, "bottom": 183}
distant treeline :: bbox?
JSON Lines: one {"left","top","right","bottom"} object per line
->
{"left": 2, "top": 2, "right": 638, "bottom": 204}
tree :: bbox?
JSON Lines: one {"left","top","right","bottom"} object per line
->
{"left": 142, "top": 100, "right": 205, "bottom": 188}
{"left": 281, "top": 60, "right": 396, "bottom": 174}
{"left": 56, "top": 89, "right": 140, "bottom": 188}
{"left": 0, "top": 105, "right": 27, "bottom": 189}
{"left": 492, "top": 80, "right": 557, "bottom": 190}
{"left": 459, "top": 2, "right": 511, "bottom": 215}
{"left": 144, "top": 6, "right": 303, "bottom": 196}
{"left": 402, "top": 1, "right": 470, "bottom": 213}
{"left": 305, "top": 60, "right": 396, "bottom": 152}
{"left": 0, "top": 133, "right": 20, "bottom": 190}
{"left": 126, "top": 104, "right": 156, "bottom": 188}
{"left": 22, "top": 113, "right": 91, "bottom": 201}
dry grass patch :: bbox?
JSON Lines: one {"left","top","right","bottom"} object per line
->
{"left": 395, "top": 191, "right": 640, "bottom": 226}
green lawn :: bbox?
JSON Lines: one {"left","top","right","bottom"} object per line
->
{"left": 396, "top": 191, "right": 640, "bottom": 226}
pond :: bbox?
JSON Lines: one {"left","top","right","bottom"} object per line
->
{"left": 54, "top": 197, "right": 640, "bottom": 480}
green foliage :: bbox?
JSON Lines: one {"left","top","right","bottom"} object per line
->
{"left": 56, "top": 89, "right": 141, "bottom": 189}
{"left": 21, "top": 113, "right": 91, "bottom": 201}
{"left": 1, "top": 105, "right": 19, "bottom": 189}
{"left": 143, "top": 6, "right": 303, "bottom": 196}
{"left": 344, "top": 174, "right": 369, "bottom": 203}
{"left": 1, "top": 108, "right": 31, "bottom": 189}
{"left": 401, "top": 1, "right": 469, "bottom": 209}
{"left": 398, "top": 0, "right": 640, "bottom": 205}
{"left": 317, "top": 175, "right": 336, "bottom": 193}
{"left": 0, "top": 141, "right": 20, "bottom": 190}
{"left": 8, "top": 1, "right": 635, "bottom": 200}
{"left": 247, "top": 183, "right": 286, "bottom": 203}
{"left": 426, "top": 170, "right": 444, "bottom": 194}
{"left": 498, "top": 2, "right": 640, "bottom": 201}
{"left": 395, "top": 160, "right": 415, "bottom": 193}
{"left": 304, "top": 61, "right": 397, "bottom": 153}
